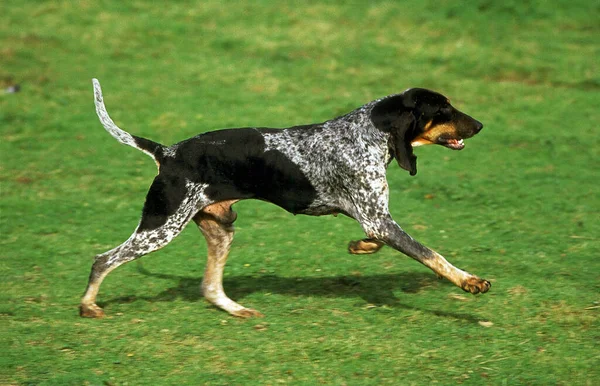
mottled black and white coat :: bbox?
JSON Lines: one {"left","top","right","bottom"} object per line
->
{"left": 80, "top": 79, "right": 490, "bottom": 318}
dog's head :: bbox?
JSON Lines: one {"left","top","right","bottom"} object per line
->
{"left": 370, "top": 88, "right": 483, "bottom": 176}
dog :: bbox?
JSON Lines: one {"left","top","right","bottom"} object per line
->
{"left": 80, "top": 79, "right": 490, "bottom": 318}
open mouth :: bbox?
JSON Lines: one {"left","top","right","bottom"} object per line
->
{"left": 411, "top": 136, "right": 467, "bottom": 150}
{"left": 441, "top": 138, "right": 465, "bottom": 150}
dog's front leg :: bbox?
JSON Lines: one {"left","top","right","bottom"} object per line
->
{"left": 363, "top": 215, "right": 491, "bottom": 294}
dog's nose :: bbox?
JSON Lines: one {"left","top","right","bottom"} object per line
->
{"left": 475, "top": 121, "right": 483, "bottom": 133}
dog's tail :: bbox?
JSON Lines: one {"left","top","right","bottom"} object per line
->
{"left": 92, "top": 78, "right": 166, "bottom": 165}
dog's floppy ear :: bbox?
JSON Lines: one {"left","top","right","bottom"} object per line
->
{"left": 390, "top": 111, "right": 418, "bottom": 176}
{"left": 370, "top": 96, "right": 418, "bottom": 176}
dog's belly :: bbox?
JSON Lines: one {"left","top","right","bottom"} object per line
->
{"left": 295, "top": 204, "right": 350, "bottom": 217}
{"left": 204, "top": 181, "right": 319, "bottom": 215}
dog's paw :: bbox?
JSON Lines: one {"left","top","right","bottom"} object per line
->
{"left": 461, "top": 277, "right": 491, "bottom": 295}
{"left": 230, "top": 308, "right": 265, "bottom": 318}
{"left": 348, "top": 239, "right": 384, "bottom": 255}
{"left": 79, "top": 303, "right": 106, "bottom": 318}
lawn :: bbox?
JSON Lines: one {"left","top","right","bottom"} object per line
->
{"left": 1, "top": 1, "right": 599, "bottom": 385}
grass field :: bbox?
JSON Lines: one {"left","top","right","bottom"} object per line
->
{"left": 1, "top": 1, "right": 599, "bottom": 385}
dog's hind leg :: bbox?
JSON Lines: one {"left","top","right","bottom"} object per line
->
{"left": 80, "top": 178, "right": 205, "bottom": 318}
{"left": 80, "top": 234, "right": 142, "bottom": 318}
{"left": 79, "top": 217, "right": 194, "bottom": 318}
{"left": 195, "top": 201, "right": 264, "bottom": 318}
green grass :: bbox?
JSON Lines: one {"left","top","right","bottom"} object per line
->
{"left": 1, "top": 1, "right": 599, "bottom": 384}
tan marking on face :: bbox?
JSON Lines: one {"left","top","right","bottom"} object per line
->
{"left": 412, "top": 122, "right": 460, "bottom": 146}
{"left": 411, "top": 138, "right": 435, "bottom": 147}
{"left": 423, "top": 119, "right": 434, "bottom": 132}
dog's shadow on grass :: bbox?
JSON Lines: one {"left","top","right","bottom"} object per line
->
{"left": 103, "top": 264, "right": 480, "bottom": 323}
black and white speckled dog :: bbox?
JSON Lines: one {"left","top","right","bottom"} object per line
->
{"left": 80, "top": 79, "right": 490, "bottom": 318}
